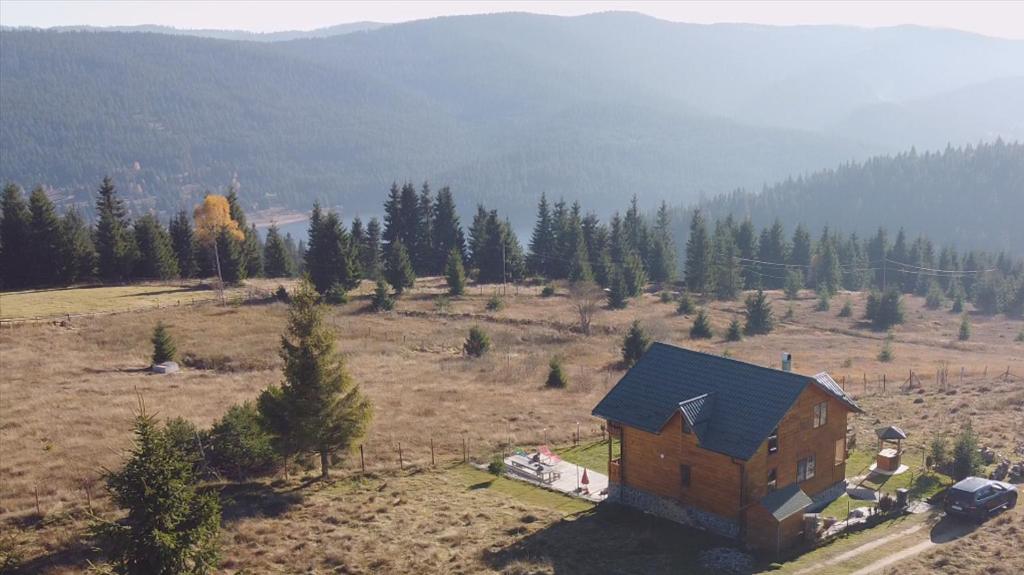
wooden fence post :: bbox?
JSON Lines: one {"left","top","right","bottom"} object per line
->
{"left": 360, "top": 444, "right": 365, "bottom": 473}
{"left": 430, "top": 437, "right": 435, "bottom": 466}
{"left": 463, "top": 437, "right": 467, "bottom": 463}
{"left": 398, "top": 442, "right": 404, "bottom": 470}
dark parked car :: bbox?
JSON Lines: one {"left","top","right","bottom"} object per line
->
{"left": 944, "top": 477, "right": 1018, "bottom": 521}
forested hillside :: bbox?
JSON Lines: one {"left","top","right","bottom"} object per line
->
{"left": 2, "top": 12, "right": 1022, "bottom": 223}
{"left": 669, "top": 141, "right": 1024, "bottom": 253}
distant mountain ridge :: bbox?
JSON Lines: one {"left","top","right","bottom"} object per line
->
{"left": 0, "top": 22, "right": 387, "bottom": 41}
{"left": 1, "top": 12, "right": 1022, "bottom": 228}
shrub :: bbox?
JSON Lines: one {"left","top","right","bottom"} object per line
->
{"left": 659, "top": 291, "right": 673, "bottom": 303}
{"left": 434, "top": 295, "right": 450, "bottom": 312}
{"left": 486, "top": 295, "right": 504, "bottom": 312}
{"left": 370, "top": 279, "right": 395, "bottom": 312}
{"left": 878, "top": 493, "right": 896, "bottom": 514}
{"left": 540, "top": 284, "right": 556, "bottom": 297}
{"left": 838, "top": 299, "right": 853, "bottom": 317}
{"left": 784, "top": 269, "right": 804, "bottom": 300}
{"left": 877, "top": 333, "right": 895, "bottom": 362}
{"left": 865, "top": 288, "right": 903, "bottom": 331}
{"left": 783, "top": 304, "right": 795, "bottom": 320}
{"left": 151, "top": 321, "right": 177, "bottom": 365}
{"left": 208, "top": 402, "right": 278, "bottom": 480}
{"left": 324, "top": 282, "right": 348, "bottom": 305}
{"left": 488, "top": 454, "right": 505, "bottom": 475}
{"left": 676, "top": 293, "right": 695, "bottom": 315}
{"left": 163, "top": 417, "right": 207, "bottom": 473}
{"left": 815, "top": 290, "right": 831, "bottom": 312}
{"left": 744, "top": 289, "right": 774, "bottom": 335}
{"left": 958, "top": 314, "right": 971, "bottom": 341}
{"left": 621, "top": 320, "right": 652, "bottom": 367}
{"left": 546, "top": 356, "right": 568, "bottom": 388}
{"left": 925, "top": 284, "right": 944, "bottom": 310}
{"left": 274, "top": 285, "right": 290, "bottom": 302}
{"left": 929, "top": 436, "right": 949, "bottom": 470}
{"left": 690, "top": 309, "right": 713, "bottom": 339}
{"left": 726, "top": 318, "right": 742, "bottom": 342}
{"left": 464, "top": 326, "right": 491, "bottom": 357}
{"left": 952, "top": 422, "right": 981, "bottom": 480}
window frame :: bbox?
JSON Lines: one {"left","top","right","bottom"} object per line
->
{"left": 835, "top": 438, "right": 846, "bottom": 466}
{"left": 797, "top": 454, "right": 816, "bottom": 482}
{"left": 767, "top": 468, "right": 778, "bottom": 493}
{"left": 767, "top": 427, "right": 779, "bottom": 454}
{"left": 813, "top": 401, "right": 828, "bottom": 428}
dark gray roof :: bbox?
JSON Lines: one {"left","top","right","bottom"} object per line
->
{"left": 813, "top": 373, "right": 863, "bottom": 413}
{"left": 875, "top": 425, "right": 908, "bottom": 440}
{"left": 592, "top": 343, "right": 861, "bottom": 460}
{"left": 760, "top": 483, "right": 812, "bottom": 521}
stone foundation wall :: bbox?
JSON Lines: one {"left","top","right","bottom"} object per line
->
{"left": 608, "top": 482, "right": 740, "bottom": 539}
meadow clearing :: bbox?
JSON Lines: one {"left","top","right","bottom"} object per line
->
{"left": 1, "top": 277, "right": 1022, "bottom": 573}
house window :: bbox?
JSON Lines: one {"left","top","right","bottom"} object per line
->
{"left": 813, "top": 402, "right": 828, "bottom": 428}
{"left": 767, "top": 427, "right": 779, "bottom": 454}
{"left": 680, "top": 464, "right": 692, "bottom": 487}
{"left": 767, "top": 468, "right": 777, "bottom": 493}
{"left": 835, "top": 438, "right": 846, "bottom": 466}
{"left": 797, "top": 455, "right": 816, "bottom": 482}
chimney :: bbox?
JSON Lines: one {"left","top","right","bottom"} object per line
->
{"left": 781, "top": 352, "right": 793, "bottom": 372}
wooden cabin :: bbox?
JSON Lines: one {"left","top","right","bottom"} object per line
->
{"left": 592, "top": 343, "right": 862, "bottom": 555}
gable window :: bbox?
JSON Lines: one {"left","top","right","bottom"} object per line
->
{"left": 767, "top": 468, "right": 777, "bottom": 493}
{"left": 835, "top": 438, "right": 846, "bottom": 466}
{"left": 813, "top": 402, "right": 828, "bottom": 428}
{"left": 680, "top": 464, "right": 692, "bottom": 488}
{"left": 767, "top": 427, "right": 779, "bottom": 454}
{"left": 797, "top": 455, "right": 816, "bottom": 482}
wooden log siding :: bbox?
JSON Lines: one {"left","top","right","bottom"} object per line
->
{"left": 616, "top": 384, "right": 851, "bottom": 531}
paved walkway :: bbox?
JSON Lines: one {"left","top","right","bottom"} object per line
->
{"left": 503, "top": 456, "right": 609, "bottom": 502}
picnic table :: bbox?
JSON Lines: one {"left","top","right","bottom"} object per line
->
{"left": 507, "top": 453, "right": 562, "bottom": 484}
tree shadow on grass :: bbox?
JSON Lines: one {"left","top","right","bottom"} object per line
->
{"left": 12, "top": 539, "right": 94, "bottom": 575}
{"left": 483, "top": 503, "right": 739, "bottom": 574}
{"left": 216, "top": 481, "right": 304, "bottom": 524}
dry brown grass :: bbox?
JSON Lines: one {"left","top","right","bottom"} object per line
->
{"left": 888, "top": 507, "right": 1024, "bottom": 574}
{"left": 2, "top": 278, "right": 1022, "bottom": 573}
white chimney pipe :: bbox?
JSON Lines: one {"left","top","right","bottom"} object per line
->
{"left": 781, "top": 353, "right": 793, "bottom": 372}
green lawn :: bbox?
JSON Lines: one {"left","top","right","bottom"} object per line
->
{"left": 820, "top": 449, "right": 951, "bottom": 519}
{"left": 450, "top": 465, "right": 594, "bottom": 514}
{"left": 556, "top": 439, "right": 619, "bottom": 474}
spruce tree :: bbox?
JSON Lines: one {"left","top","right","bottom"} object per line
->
{"left": 606, "top": 267, "right": 628, "bottom": 309}
{"left": 467, "top": 204, "right": 488, "bottom": 270}
{"left": 621, "top": 320, "right": 651, "bottom": 367}
{"left": 814, "top": 228, "right": 842, "bottom": 294}
{"left": 27, "top": 186, "right": 63, "bottom": 286}
{"left": 712, "top": 219, "right": 740, "bottom": 300}
{"left": 385, "top": 239, "right": 416, "bottom": 294}
{"left": 306, "top": 207, "right": 359, "bottom": 293}
{"left": 413, "top": 182, "right": 434, "bottom": 275}
{"left": 726, "top": 318, "right": 742, "bottom": 342}
{"left": 951, "top": 422, "right": 981, "bottom": 480}
{"left": 527, "top": 193, "right": 555, "bottom": 278}
{"left": 151, "top": 321, "right": 177, "bottom": 365}
{"left": 684, "top": 210, "right": 712, "bottom": 294}
{"left": 0, "top": 183, "right": 31, "bottom": 290}
{"left": 445, "top": 248, "right": 466, "bottom": 296}
{"left": 382, "top": 182, "right": 402, "bottom": 246}
{"left": 744, "top": 289, "right": 775, "bottom": 335}
{"left": 546, "top": 356, "right": 568, "bottom": 388}
{"left": 736, "top": 219, "right": 758, "bottom": 289}
{"left": 690, "top": 309, "right": 713, "bottom": 339}
{"left": 676, "top": 292, "right": 695, "bottom": 315}
{"left": 370, "top": 278, "right": 395, "bottom": 312}
{"left": 582, "top": 214, "right": 610, "bottom": 287}
{"left": 757, "top": 219, "right": 788, "bottom": 290}
{"left": 463, "top": 325, "right": 491, "bottom": 357}
{"left": 865, "top": 288, "right": 904, "bottom": 330}
{"left": 262, "top": 224, "right": 293, "bottom": 278}
{"left": 93, "top": 409, "right": 220, "bottom": 575}
{"left": 257, "top": 280, "right": 372, "bottom": 478}
{"left": 216, "top": 227, "right": 246, "bottom": 285}
{"left": 784, "top": 269, "right": 804, "bottom": 300}
{"left": 789, "top": 225, "right": 812, "bottom": 287}
{"left": 95, "top": 176, "right": 137, "bottom": 282}
{"left": 477, "top": 211, "right": 507, "bottom": 284}
{"left": 58, "top": 208, "right": 96, "bottom": 284}
{"left": 648, "top": 201, "right": 677, "bottom": 284}
{"left": 242, "top": 224, "right": 263, "bottom": 278}
{"left": 169, "top": 210, "right": 197, "bottom": 279}
{"left": 622, "top": 251, "right": 647, "bottom": 297}
{"left": 431, "top": 187, "right": 465, "bottom": 275}
{"left": 133, "top": 214, "right": 179, "bottom": 280}
{"left": 360, "top": 218, "right": 383, "bottom": 280}
{"left": 567, "top": 234, "right": 594, "bottom": 284}
{"left": 958, "top": 314, "right": 971, "bottom": 341}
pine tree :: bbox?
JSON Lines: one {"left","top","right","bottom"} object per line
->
{"left": 413, "top": 182, "right": 434, "bottom": 275}
{"left": 814, "top": 228, "right": 842, "bottom": 294}
{"left": 445, "top": 248, "right": 466, "bottom": 296}
{"left": 648, "top": 201, "right": 677, "bottom": 284}
{"left": 712, "top": 219, "right": 741, "bottom": 300}
{"left": 622, "top": 251, "right": 647, "bottom": 297}
{"left": 958, "top": 314, "right": 971, "bottom": 341}
{"left": 736, "top": 219, "right": 758, "bottom": 289}
{"left": 305, "top": 207, "right": 359, "bottom": 293}
{"left": 889, "top": 228, "right": 910, "bottom": 292}
{"left": 27, "top": 186, "right": 63, "bottom": 286}
{"left": 169, "top": 210, "right": 197, "bottom": 279}
{"left": 242, "top": 224, "right": 263, "bottom": 278}
{"left": 262, "top": 224, "right": 293, "bottom": 278}
{"left": 133, "top": 214, "right": 179, "bottom": 280}
{"left": 527, "top": 193, "right": 555, "bottom": 278}
{"left": 684, "top": 210, "right": 712, "bottom": 294}
{"left": 477, "top": 211, "right": 508, "bottom": 284}
{"left": 370, "top": 278, "right": 395, "bottom": 312}
{"left": 951, "top": 422, "right": 981, "bottom": 480}
{"left": 567, "top": 233, "right": 594, "bottom": 284}
{"left": 501, "top": 219, "right": 526, "bottom": 282}
{"left": 360, "top": 218, "right": 383, "bottom": 280}
{"left": 467, "top": 204, "right": 488, "bottom": 270}
{"left": 0, "top": 183, "right": 31, "bottom": 289}
{"left": 690, "top": 309, "right": 713, "bottom": 339}
{"left": 93, "top": 409, "right": 220, "bottom": 575}
{"left": 757, "top": 219, "right": 788, "bottom": 290}
{"left": 385, "top": 239, "right": 415, "bottom": 294}
{"left": 784, "top": 269, "right": 804, "bottom": 300}
{"left": 546, "top": 356, "right": 569, "bottom": 388}
{"left": 606, "top": 266, "right": 629, "bottom": 309}
{"left": 257, "top": 280, "right": 372, "bottom": 478}
{"left": 623, "top": 196, "right": 650, "bottom": 268}
{"left": 744, "top": 289, "right": 775, "bottom": 335}
{"left": 216, "top": 227, "right": 246, "bottom": 285}
{"left": 463, "top": 325, "right": 491, "bottom": 357}
{"left": 676, "top": 292, "right": 695, "bottom": 315}
{"left": 726, "top": 318, "right": 742, "bottom": 342}
{"left": 789, "top": 225, "right": 811, "bottom": 287}
{"left": 865, "top": 288, "right": 904, "bottom": 330}
{"left": 58, "top": 208, "right": 96, "bottom": 284}
{"left": 431, "top": 187, "right": 465, "bottom": 275}
{"left": 151, "top": 321, "right": 177, "bottom": 365}
{"left": 95, "top": 176, "right": 138, "bottom": 282}
{"left": 621, "top": 320, "right": 651, "bottom": 367}
{"left": 582, "top": 213, "right": 610, "bottom": 287}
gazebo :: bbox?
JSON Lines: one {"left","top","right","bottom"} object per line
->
{"left": 874, "top": 425, "right": 907, "bottom": 473}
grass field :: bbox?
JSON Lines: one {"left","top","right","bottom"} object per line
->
{"left": 2, "top": 276, "right": 1022, "bottom": 573}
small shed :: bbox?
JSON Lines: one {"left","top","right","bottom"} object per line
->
{"left": 874, "top": 425, "right": 907, "bottom": 472}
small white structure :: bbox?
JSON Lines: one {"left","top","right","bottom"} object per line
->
{"left": 152, "top": 361, "right": 180, "bottom": 374}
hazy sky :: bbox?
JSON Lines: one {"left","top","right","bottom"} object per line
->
{"left": 3, "top": 1, "right": 1024, "bottom": 39}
